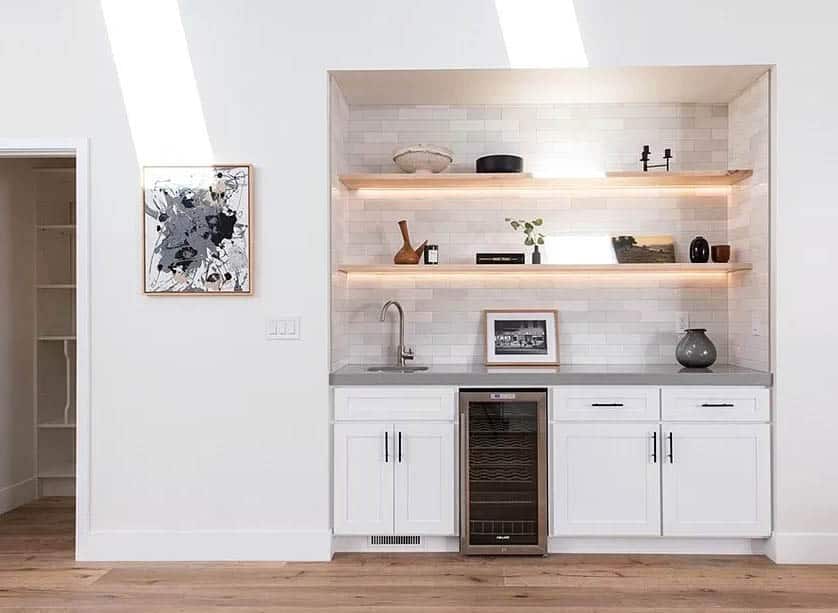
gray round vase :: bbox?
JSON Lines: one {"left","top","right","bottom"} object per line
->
{"left": 676, "top": 328, "right": 717, "bottom": 368}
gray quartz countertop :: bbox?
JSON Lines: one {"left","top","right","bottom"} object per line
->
{"left": 330, "top": 364, "right": 772, "bottom": 387}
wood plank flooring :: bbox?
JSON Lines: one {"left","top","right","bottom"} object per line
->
{"left": 2, "top": 498, "right": 838, "bottom": 611}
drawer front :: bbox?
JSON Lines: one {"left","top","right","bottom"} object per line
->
{"left": 334, "top": 386, "right": 456, "bottom": 421}
{"left": 661, "top": 387, "right": 769, "bottom": 422}
{"left": 551, "top": 386, "right": 660, "bottom": 421}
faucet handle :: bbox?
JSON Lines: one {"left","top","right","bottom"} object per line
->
{"left": 402, "top": 345, "right": 415, "bottom": 361}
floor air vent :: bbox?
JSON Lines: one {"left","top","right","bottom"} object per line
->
{"left": 369, "top": 535, "right": 421, "bottom": 546}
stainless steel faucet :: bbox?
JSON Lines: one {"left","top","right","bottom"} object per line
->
{"left": 379, "top": 300, "right": 415, "bottom": 367}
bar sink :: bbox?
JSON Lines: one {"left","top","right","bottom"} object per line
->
{"left": 366, "top": 366, "right": 430, "bottom": 373}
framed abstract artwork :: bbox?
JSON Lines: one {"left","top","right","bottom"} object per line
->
{"left": 143, "top": 165, "right": 252, "bottom": 294}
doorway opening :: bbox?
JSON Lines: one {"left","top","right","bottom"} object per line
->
{"left": 0, "top": 142, "right": 87, "bottom": 559}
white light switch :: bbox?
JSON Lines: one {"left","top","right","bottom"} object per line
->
{"left": 266, "top": 317, "right": 301, "bottom": 340}
{"left": 751, "top": 313, "right": 762, "bottom": 337}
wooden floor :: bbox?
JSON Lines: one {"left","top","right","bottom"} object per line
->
{"left": 2, "top": 499, "right": 838, "bottom": 611}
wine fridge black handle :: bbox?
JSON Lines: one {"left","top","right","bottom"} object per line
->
{"left": 398, "top": 431, "right": 402, "bottom": 463}
{"left": 701, "top": 403, "right": 735, "bottom": 407}
{"left": 591, "top": 403, "right": 624, "bottom": 407}
{"left": 667, "top": 432, "right": 674, "bottom": 463}
{"left": 384, "top": 431, "right": 389, "bottom": 463}
{"left": 652, "top": 431, "right": 657, "bottom": 463}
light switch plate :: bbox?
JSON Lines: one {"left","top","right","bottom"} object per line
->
{"left": 751, "top": 313, "right": 762, "bottom": 336}
{"left": 266, "top": 317, "right": 301, "bottom": 340}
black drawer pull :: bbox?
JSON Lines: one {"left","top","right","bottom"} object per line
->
{"left": 667, "top": 432, "right": 674, "bottom": 463}
{"left": 398, "top": 431, "right": 402, "bottom": 463}
{"left": 701, "top": 403, "right": 735, "bottom": 408}
{"left": 384, "top": 431, "right": 389, "bottom": 463}
{"left": 591, "top": 403, "right": 624, "bottom": 407}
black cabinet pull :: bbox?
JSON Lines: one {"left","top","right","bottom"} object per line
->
{"left": 701, "top": 403, "right": 735, "bottom": 407}
{"left": 667, "top": 432, "right": 674, "bottom": 463}
{"left": 398, "top": 432, "right": 402, "bottom": 463}
{"left": 591, "top": 403, "right": 624, "bottom": 407}
{"left": 384, "top": 431, "right": 389, "bottom": 463}
{"left": 651, "top": 431, "right": 657, "bottom": 463}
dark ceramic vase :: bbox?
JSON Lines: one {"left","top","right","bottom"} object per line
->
{"left": 531, "top": 245, "right": 541, "bottom": 264}
{"left": 676, "top": 328, "right": 717, "bottom": 368}
{"left": 689, "top": 236, "right": 710, "bottom": 263}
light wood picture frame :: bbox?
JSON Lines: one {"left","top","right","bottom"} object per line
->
{"left": 142, "top": 164, "right": 253, "bottom": 295}
{"left": 484, "top": 309, "right": 560, "bottom": 366}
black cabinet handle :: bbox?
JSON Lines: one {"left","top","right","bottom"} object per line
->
{"left": 701, "top": 403, "right": 735, "bottom": 407}
{"left": 667, "top": 432, "right": 674, "bottom": 463}
{"left": 591, "top": 403, "right": 624, "bottom": 407}
{"left": 384, "top": 431, "right": 389, "bottom": 463}
{"left": 651, "top": 431, "right": 657, "bottom": 463}
{"left": 398, "top": 432, "right": 402, "bottom": 463}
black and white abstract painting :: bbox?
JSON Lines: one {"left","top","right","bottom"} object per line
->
{"left": 143, "top": 165, "right": 251, "bottom": 294}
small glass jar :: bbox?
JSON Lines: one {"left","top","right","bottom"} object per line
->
{"left": 424, "top": 244, "right": 439, "bottom": 265}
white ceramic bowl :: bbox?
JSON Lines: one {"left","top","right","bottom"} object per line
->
{"left": 392, "top": 145, "right": 453, "bottom": 174}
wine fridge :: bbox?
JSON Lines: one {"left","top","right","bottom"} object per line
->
{"left": 459, "top": 389, "right": 548, "bottom": 555}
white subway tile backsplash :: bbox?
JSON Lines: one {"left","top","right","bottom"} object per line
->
{"left": 330, "top": 98, "right": 768, "bottom": 367}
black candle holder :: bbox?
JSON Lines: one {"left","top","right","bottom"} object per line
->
{"left": 640, "top": 145, "right": 672, "bottom": 172}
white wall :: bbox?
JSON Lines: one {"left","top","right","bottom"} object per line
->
{"left": 0, "top": 0, "right": 835, "bottom": 562}
{"left": 0, "top": 160, "right": 35, "bottom": 513}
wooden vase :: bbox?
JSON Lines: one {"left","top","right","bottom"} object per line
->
{"left": 393, "top": 220, "right": 427, "bottom": 265}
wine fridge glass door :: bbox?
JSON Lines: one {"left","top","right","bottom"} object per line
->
{"left": 461, "top": 390, "right": 547, "bottom": 554}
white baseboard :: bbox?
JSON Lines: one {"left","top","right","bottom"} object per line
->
{"left": 549, "top": 536, "right": 768, "bottom": 556}
{"left": 0, "top": 478, "right": 37, "bottom": 514}
{"left": 767, "top": 532, "right": 838, "bottom": 564}
{"left": 77, "top": 529, "right": 334, "bottom": 562}
{"left": 333, "top": 535, "right": 459, "bottom": 553}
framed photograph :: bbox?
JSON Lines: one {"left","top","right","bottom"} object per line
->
{"left": 611, "top": 235, "right": 675, "bottom": 264}
{"left": 484, "top": 309, "right": 559, "bottom": 366}
{"left": 143, "top": 165, "right": 252, "bottom": 294}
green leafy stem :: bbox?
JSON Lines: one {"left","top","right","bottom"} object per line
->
{"left": 505, "top": 217, "right": 545, "bottom": 247}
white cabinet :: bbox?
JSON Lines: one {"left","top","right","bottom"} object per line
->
{"left": 333, "top": 387, "right": 458, "bottom": 537}
{"left": 394, "top": 423, "right": 456, "bottom": 535}
{"left": 333, "top": 422, "right": 394, "bottom": 535}
{"left": 553, "top": 423, "right": 660, "bottom": 536}
{"left": 550, "top": 385, "right": 771, "bottom": 539}
{"left": 662, "top": 423, "right": 771, "bottom": 537}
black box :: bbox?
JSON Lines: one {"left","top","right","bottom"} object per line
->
{"left": 476, "top": 253, "right": 525, "bottom": 265}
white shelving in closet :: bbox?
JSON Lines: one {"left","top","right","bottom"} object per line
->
{"left": 33, "top": 167, "right": 76, "bottom": 497}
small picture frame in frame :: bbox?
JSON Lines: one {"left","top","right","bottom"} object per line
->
{"left": 484, "top": 309, "right": 560, "bottom": 366}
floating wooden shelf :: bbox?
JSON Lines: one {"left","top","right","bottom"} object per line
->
{"left": 339, "top": 170, "right": 753, "bottom": 191}
{"left": 338, "top": 263, "right": 752, "bottom": 276}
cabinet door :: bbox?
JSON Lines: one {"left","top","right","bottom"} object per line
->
{"left": 662, "top": 423, "right": 770, "bottom": 537}
{"left": 553, "top": 423, "right": 661, "bottom": 536}
{"left": 394, "top": 423, "right": 456, "bottom": 535}
{"left": 333, "top": 423, "right": 394, "bottom": 535}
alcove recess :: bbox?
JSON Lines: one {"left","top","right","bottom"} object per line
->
{"left": 328, "top": 66, "right": 770, "bottom": 372}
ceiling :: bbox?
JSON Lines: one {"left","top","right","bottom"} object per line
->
{"left": 331, "top": 65, "right": 770, "bottom": 106}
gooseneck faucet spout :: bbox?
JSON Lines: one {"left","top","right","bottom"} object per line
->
{"left": 380, "top": 300, "right": 414, "bottom": 367}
